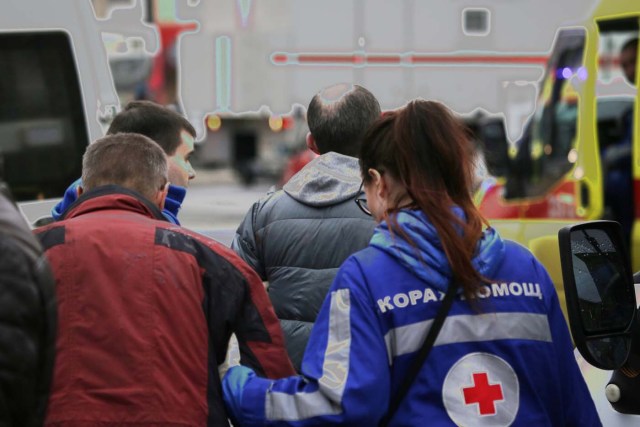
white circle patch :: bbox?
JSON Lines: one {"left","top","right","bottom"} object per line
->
{"left": 442, "top": 352, "right": 519, "bottom": 427}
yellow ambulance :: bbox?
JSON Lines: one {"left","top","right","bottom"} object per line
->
{"left": 477, "top": 0, "right": 640, "bottom": 315}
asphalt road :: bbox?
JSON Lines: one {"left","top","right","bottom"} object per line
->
{"left": 16, "top": 167, "right": 277, "bottom": 248}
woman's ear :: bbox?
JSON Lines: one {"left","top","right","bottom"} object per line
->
{"left": 368, "top": 168, "right": 387, "bottom": 200}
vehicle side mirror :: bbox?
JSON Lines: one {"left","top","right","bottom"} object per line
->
{"left": 559, "top": 220, "right": 636, "bottom": 370}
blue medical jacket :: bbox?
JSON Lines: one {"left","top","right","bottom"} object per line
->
{"left": 233, "top": 210, "right": 601, "bottom": 426}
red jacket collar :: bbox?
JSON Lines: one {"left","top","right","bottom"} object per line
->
{"left": 63, "top": 185, "right": 167, "bottom": 222}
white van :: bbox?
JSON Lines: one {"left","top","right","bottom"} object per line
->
{"left": 0, "top": 0, "right": 144, "bottom": 201}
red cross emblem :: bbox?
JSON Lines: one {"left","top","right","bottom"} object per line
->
{"left": 462, "top": 372, "right": 504, "bottom": 416}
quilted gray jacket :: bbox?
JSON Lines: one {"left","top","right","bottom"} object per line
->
{"left": 232, "top": 152, "right": 375, "bottom": 371}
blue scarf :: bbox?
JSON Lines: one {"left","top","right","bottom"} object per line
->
{"left": 370, "top": 208, "right": 505, "bottom": 293}
{"left": 51, "top": 178, "right": 185, "bottom": 225}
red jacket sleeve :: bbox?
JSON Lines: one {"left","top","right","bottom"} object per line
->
{"left": 228, "top": 252, "right": 295, "bottom": 379}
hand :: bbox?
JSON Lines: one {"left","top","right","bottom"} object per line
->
{"left": 223, "top": 365, "right": 256, "bottom": 425}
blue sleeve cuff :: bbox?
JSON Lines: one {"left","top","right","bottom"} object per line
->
{"left": 241, "top": 375, "right": 274, "bottom": 427}
{"left": 224, "top": 366, "right": 276, "bottom": 426}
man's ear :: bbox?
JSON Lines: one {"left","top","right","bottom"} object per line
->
{"left": 76, "top": 186, "right": 84, "bottom": 197}
{"left": 154, "top": 183, "right": 170, "bottom": 211}
{"left": 306, "top": 132, "right": 320, "bottom": 155}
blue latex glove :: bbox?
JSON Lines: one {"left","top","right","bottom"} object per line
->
{"left": 223, "top": 365, "right": 255, "bottom": 425}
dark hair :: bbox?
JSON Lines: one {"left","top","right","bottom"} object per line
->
{"left": 307, "top": 84, "right": 381, "bottom": 157}
{"left": 360, "top": 100, "right": 488, "bottom": 300}
{"left": 82, "top": 133, "right": 168, "bottom": 201}
{"left": 622, "top": 37, "right": 638, "bottom": 54}
{"left": 107, "top": 101, "right": 195, "bottom": 156}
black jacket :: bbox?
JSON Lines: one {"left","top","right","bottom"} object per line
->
{"left": 0, "top": 190, "right": 56, "bottom": 426}
{"left": 232, "top": 152, "right": 376, "bottom": 371}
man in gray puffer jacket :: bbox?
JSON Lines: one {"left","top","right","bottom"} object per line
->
{"left": 232, "top": 83, "right": 379, "bottom": 371}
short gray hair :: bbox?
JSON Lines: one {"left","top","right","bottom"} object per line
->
{"left": 82, "top": 133, "right": 168, "bottom": 201}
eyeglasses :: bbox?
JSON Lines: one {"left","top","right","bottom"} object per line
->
{"left": 354, "top": 181, "right": 371, "bottom": 216}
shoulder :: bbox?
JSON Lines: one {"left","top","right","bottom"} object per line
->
{"left": 502, "top": 239, "right": 536, "bottom": 261}
{"left": 347, "top": 245, "right": 423, "bottom": 292}
{"left": 243, "top": 189, "right": 291, "bottom": 226}
{"left": 249, "top": 188, "right": 337, "bottom": 231}
{"left": 158, "top": 225, "right": 258, "bottom": 282}
{"left": 0, "top": 234, "right": 51, "bottom": 319}
{"left": 33, "top": 223, "right": 66, "bottom": 252}
{"left": 350, "top": 246, "right": 386, "bottom": 269}
{"left": 493, "top": 239, "right": 552, "bottom": 281}
{"left": 335, "top": 247, "right": 389, "bottom": 290}
{"left": 255, "top": 188, "right": 290, "bottom": 212}
{"left": 490, "top": 239, "right": 557, "bottom": 301}
{"left": 0, "top": 236, "right": 33, "bottom": 273}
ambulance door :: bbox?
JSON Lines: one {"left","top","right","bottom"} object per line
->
{"left": 593, "top": 17, "right": 639, "bottom": 270}
{"left": 505, "top": 29, "right": 584, "bottom": 210}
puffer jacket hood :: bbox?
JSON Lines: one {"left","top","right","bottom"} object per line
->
{"left": 370, "top": 208, "right": 506, "bottom": 293}
{"left": 283, "top": 152, "right": 361, "bottom": 207}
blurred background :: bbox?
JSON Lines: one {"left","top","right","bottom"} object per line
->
{"left": 3, "top": 0, "right": 637, "bottom": 236}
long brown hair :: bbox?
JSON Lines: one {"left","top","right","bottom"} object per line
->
{"left": 360, "top": 100, "right": 488, "bottom": 300}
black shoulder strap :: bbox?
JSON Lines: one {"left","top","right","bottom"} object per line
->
{"left": 380, "top": 282, "right": 458, "bottom": 427}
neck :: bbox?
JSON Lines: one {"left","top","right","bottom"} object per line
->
{"left": 390, "top": 192, "right": 414, "bottom": 210}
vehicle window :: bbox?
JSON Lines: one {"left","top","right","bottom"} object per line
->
{"left": 595, "top": 25, "right": 636, "bottom": 151}
{"left": 595, "top": 17, "right": 638, "bottom": 244}
{"left": 506, "top": 29, "right": 585, "bottom": 199}
{"left": 0, "top": 31, "right": 88, "bottom": 200}
{"left": 472, "top": 117, "right": 509, "bottom": 178}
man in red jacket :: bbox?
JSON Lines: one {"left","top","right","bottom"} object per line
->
{"left": 36, "top": 133, "right": 294, "bottom": 426}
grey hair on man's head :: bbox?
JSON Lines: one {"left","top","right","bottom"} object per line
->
{"left": 307, "top": 84, "right": 381, "bottom": 157}
{"left": 81, "top": 133, "right": 168, "bottom": 201}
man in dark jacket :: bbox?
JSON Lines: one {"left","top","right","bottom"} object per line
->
{"left": 0, "top": 183, "right": 56, "bottom": 426}
{"left": 232, "top": 83, "right": 380, "bottom": 371}
{"left": 51, "top": 100, "right": 196, "bottom": 225}
{"left": 603, "top": 37, "right": 637, "bottom": 246}
{"left": 36, "top": 133, "right": 294, "bottom": 426}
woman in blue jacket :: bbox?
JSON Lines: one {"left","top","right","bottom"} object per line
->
{"left": 223, "top": 100, "right": 601, "bottom": 426}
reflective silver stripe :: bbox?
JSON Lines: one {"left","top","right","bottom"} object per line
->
{"left": 266, "top": 288, "right": 351, "bottom": 421}
{"left": 384, "top": 312, "right": 552, "bottom": 363}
